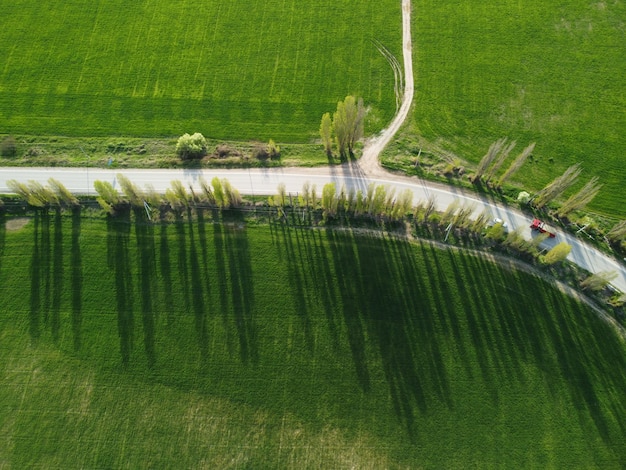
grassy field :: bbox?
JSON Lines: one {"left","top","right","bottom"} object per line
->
{"left": 400, "top": 0, "right": 626, "bottom": 217}
{"left": 1, "top": 210, "right": 625, "bottom": 468}
{"left": 0, "top": 1, "right": 400, "bottom": 142}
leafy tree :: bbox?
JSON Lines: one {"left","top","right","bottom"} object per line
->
{"left": 556, "top": 177, "right": 602, "bottom": 218}
{"left": 473, "top": 138, "right": 506, "bottom": 184}
{"left": 321, "top": 182, "right": 337, "bottom": 218}
{"left": 94, "top": 180, "right": 126, "bottom": 214}
{"left": 319, "top": 112, "right": 333, "bottom": 155}
{"left": 274, "top": 183, "right": 287, "bottom": 207}
{"left": 485, "top": 140, "right": 516, "bottom": 183}
{"left": 267, "top": 139, "right": 281, "bottom": 159}
{"left": 165, "top": 180, "right": 189, "bottom": 209}
{"left": 117, "top": 174, "right": 144, "bottom": 207}
{"left": 6, "top": 180, "right": 56, "bottom": 207}
{"left": 211, "top": 177, "right": 225, "bottom": 208}
{"left": 607, "top": 220, "right": 626, "bottom": 243}
{"left": 48, "top": 178, "right": 78, "bottom": 206}
{"left": 332, "top": 96, "right": 365, "bottom": 157}
{"left": 485, "top": 221, "right": 506, "bottom": 241}
{"left": 176, "top": 132, "right": 207, "bottom": 160}
{"left": 533, "top": 164, "right": 581, "bottom": 209}
{"left": 517, "top": 191, "right": 531, "bottom": 204}
{"left": 441, "top": 200, "right": 460, "bottom": 226}
{"left": 199, "top": 177, "right": 216, "bottom": 205}
{"left": 498, "top": 142, "right": 535, "bottom": 187}
{"left": 580, "top": 271, "right": 617, "bottom": 291}
{"left": 222, "top": 179, "right": 241, "bottom": 207}
{"left": 470, "top": 210, "right": 491, "bottom": 233}
{"left": 542, "top": 242, "right": 572, "bottom": 264}
{"left": 1, "top": 136, "right": 17, "bottom": 157}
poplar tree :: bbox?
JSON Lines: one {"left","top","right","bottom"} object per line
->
{"left": 542, "top": 242, "right": 572, "bottom": 264}
{"left": 320, "top": 112, "right": 333, "bottom": 155}
{"left": 498, "top": 142, "right": 535, "bottom": 187}
{"left": 533, "top": 164, "right": 581, "bottom": 209}
{"left": 556, "top": 177, "right": 602, "bottom": 218}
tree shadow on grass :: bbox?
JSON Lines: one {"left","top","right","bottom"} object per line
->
{"left": 51, "top": 207, "right": 63, "bottom": 342}
{"left": 29, "top": 211, "right": 42, "bottom": 341}
{"left": 70, "top": 207, "right": 82, "bottom": 351}
{"left": 325, "top": 229, "right": 371, "bottom": 394}
{"left": 107, "top": 211, "right": 134, "bottom": 365}
{"left": 158, "top": 223, "right": 174, "bottom": 325}
{"left": 133, "top": 208, "right": 157, "bottom": 368}
{"left": 211, "top": 209, "right": 235, "bottom": 356}
{"left": 449, "top": 247, "right": 626, "bottom": 461}
{"left": 278, "top": 223, "right": 314, "bottom": 353}
{"left": 187, "top": 207, "right": 209, "bottom": 362}
{"left": 224, "top": 211, "right": 258, "bottom": 365}
{"left": 0, "top": 211, "right": 4, "bottom": 281}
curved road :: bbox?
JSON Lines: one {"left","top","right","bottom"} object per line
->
{"left": 1, "top": 0, "right": 625, "bottom": 295}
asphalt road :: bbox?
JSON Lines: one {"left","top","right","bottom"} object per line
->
{"left": 0, "top": 165, "right": 625, "bottom": 294}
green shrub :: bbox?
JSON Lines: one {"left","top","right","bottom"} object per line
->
{"left": 1, "top": 136, "right": 17, "bottom": 157}
{"left": 176, "top": 133, "right": 207, "bottom": 160}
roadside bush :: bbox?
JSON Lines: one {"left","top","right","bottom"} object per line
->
{"left": 1, "top": 136, "right": 17, "bottom": 157}
{"left": 252, "top": 142, "right": 269, "bottom": 160}
{"left": 176, "top": 132, "right": 207, "bottom": 160}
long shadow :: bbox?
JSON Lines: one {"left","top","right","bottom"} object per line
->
{"left": 0, "top": 212, "right": 5, "bottom": 295}
{"left": 174, "top": 210, "right": 191, "bottom": 311}
{"left": 41, "top": 209, "right": 51, "bottom": 326}
{"left": 325, "top": 229, "right": 371, "bottom": 393}
{"left": 308, "top": 228, "right": 341, "bottom": 351}
{"left": 159, "top": 223, "right": 174, "bottom": 324}
{"left": 134, "top": 208, "right": 157, "bottom": 367}
{"left": 107, "top": 211, "right": 134, "bottom": 365}
{"left": 51, "top": 207, "right": 63, "bottom": 342}
{"left": 352, "top": 233, "right": 429, "bottom": 438}
{"left": 279, "top": 224, "right": 314, "bottom": 352}
{"left": 70, "top": 207, "right": 82, "bottom": 351}
{"left": 388, "top": 238, "right": 453, "bottom": 410}
{"left": 224, "top": 212, "right": 258, "bottom": 365}
{"left": 29, "top": 211, "right": 42, "bottom": 340}
{"left": 187, "top": 207, "right": 209, "bottom": 361}
{"left": 212, "top": 209, "right": 234, "bottom": 355}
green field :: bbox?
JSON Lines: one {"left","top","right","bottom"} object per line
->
{"left": 0, "top": 1, "right": 400, "bottom": 141}
{"left": 408, "top": 0, "right": 626, "bottom": 216}
{"left": 1, "top": 211, "right": 625, "bottom": 468}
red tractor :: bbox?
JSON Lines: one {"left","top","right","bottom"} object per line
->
{"left": 530, "top": 218, "right": 556, "bottom": 238}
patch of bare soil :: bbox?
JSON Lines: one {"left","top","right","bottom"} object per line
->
{"left": 5, "top": 217, "right": 31, "bottom": 232}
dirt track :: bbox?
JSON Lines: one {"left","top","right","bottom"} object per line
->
{"left": 358, "top": 0, "right": 413, "bottom": 177}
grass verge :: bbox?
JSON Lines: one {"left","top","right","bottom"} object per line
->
{"left": 0, "top": 210, "right": 625, "bottom": 468}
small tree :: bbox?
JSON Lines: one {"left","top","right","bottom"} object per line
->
{"left": 1, "top": 136, "right": 17, "bottom": 157}
{"left": 607, "top": 220, "right": 626, "bottom": 243}
{"left": 320, "top": 112, "right": 333, "bottom": 155}
{"left": 211, "top": 177, "right": 225, "bottom": 208}
{"left": 580, "top": 271, "right": 617, "bottom": 291}
{"left": 176, "top": 132, "right": 207, "bottom": 160}
{"left": 556, "top": 177, "right": 602, "bottom": 218}
{"left": 485, "top": 140, "right": 516, "bottom": 183}
{"left": 533, "top": 164, "right": 581, "bottom": 209}
{"left": 517, "top": 191, "right": 531, "bottom": 204}
{"left": 48, "top": 178, "right": 78, "bottom": 206}
{"left": 473, "top": 138, "right": 506, "bottom": 184}
{"left": 542, "top": 242, "right": 572, "bottom": 264}
{"left": 498, "top": 142, "right": 535, "bottom": 187}
{"left": 117, "top": 174, "right": 144, "bottom": 208}
{"left": 332, "top": 96, "right": 365, "bottom": 158}
{"left": 94, "top": 180, "right": 126, "bottom": 214}
{"left": 321, "top": 182, "right": 337, "bottom": 218}
{"left": 267, "top": 139, "right": 281, "bottom": 159}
